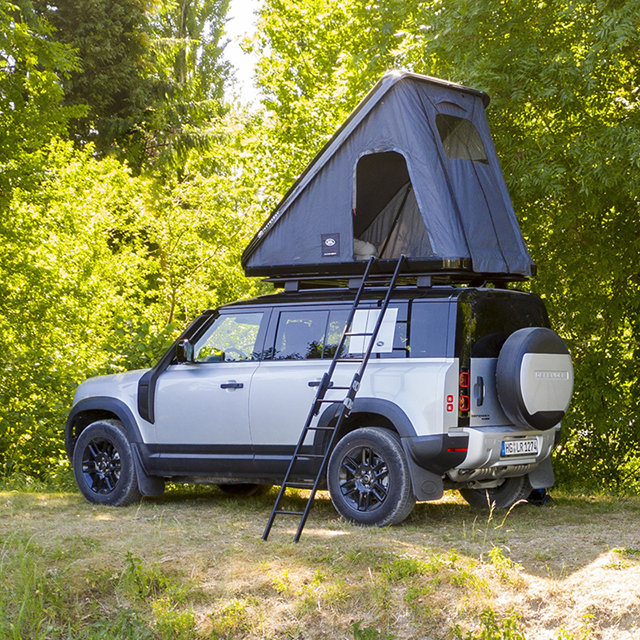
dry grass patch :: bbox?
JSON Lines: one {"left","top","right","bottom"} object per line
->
{"left": 0, "top": 485, "right": 639, "bottom": 638}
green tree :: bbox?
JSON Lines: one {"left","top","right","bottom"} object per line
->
{"left": 146, "top": 0, "right": 231, "bottom": 172}
{"left": 31, "top": 0, "right": 155, "bottom": 164}
{"left": 0, "top": 1, "right": 79, "bottom": 206}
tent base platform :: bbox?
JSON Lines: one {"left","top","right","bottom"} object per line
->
{"left": 252, "top": 258, "right": 534, "bottom": 290}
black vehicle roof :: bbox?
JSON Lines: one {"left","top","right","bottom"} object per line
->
{"left": 215, "top": 285, "right": 537, "bottom": 311}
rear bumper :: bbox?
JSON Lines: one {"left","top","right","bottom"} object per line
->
{"left": 456, "top": 425, "right": 558, "bottom": 470}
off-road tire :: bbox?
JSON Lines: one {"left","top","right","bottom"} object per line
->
{"left": 459, "top": 475, "right": 532, "bottom": 509}
{"left": 73, "top": 419, "right": 142, "bottom": 506}
{"left": 218, "top": 483, "right": 272, "bottom": 497}
{"left": 327, "top": 427, "right": 415, "bottom": 526}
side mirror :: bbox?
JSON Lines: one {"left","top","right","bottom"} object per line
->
{"left": 175, "top": 339, "right": 195, "bottom": 363}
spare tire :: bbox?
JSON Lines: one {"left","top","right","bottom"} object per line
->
{"left": 496, "top": 327, "right": 573, "bottom": 431}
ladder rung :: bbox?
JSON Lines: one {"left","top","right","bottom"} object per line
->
{"left": 335, "top": 358, "right": 363, "bottom": 363}
{"left": 275, "top": 510, "right": 305, "bottom": 516}
{"left": 344, "top": 331, "right": 374, "bottom": 337}
{"left": 327, "top": 386, "right": 350, "bottom": 390}
{"left": 306, "top": 425, "right": 335, "bottom": 431}
{"left": 315, "top": 398, "right": 341, "bottom": 404}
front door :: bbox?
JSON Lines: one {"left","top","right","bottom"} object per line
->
{"left": 152, "top": 310, "right": 266, "bottom": 475}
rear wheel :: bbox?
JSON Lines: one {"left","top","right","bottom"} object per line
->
{"left": 73, "top": 419, "right": 141, "bottom": 506}
{"left": 459, "top": 475, "right": 531, "bottom": 509}
{"left": 327, "top": 427, "right": 415, "bottom": 526}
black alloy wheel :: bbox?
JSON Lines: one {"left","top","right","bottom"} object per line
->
{"left": 338, "top": 445, "right": 389, "bottom": 513}
{"left": 73, "top": 420, "right": 141, "bottom": 506}
{"left": 81, "top": 437, "right": 122, "bottom": 495}
{"left": 327, "top": 427, "right": 415, "bottom": 526}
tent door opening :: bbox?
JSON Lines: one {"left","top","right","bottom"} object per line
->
{"left": 353, "top": 151, "right": 433, "bottom": 260}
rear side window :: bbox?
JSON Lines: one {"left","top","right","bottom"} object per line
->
{"left": 273, "top": 310, "right": 328, "bottom": 360}
{"left": 409, "top": 301, "right": 450, "bottom": 358}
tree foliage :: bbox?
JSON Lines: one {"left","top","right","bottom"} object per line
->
{"left": 0, "top": 2, "right": 260, "bottom": 477}
{"left": 31, "top": 0, "right": 155, "bottom": 162}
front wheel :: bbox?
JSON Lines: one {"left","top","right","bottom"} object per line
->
{"left": 459, "top": 475, "right": 531, "bottom": 509}
{"left": 73, "top": 419, "right": 141, "bottom": 506}
{"left": 327, "top": 427, "right": 415, "bottom": 526}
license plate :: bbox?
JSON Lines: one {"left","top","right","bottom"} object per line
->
{"left": 501, "top": 438, "right": 538, "bottom": 457}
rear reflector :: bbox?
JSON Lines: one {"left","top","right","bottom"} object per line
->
{"left": 447, "top": 448, "right": 468, "bottom": 452}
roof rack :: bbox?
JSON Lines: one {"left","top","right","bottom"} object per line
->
{"left": 264, "top": 265, "right": 531, "bottom": 292}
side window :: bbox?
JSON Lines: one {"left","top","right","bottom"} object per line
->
{"left": 435, "top": 114, "right": 488, "bottom": 164}
{"left": 329, "top": 305, "right": 408, "bottom": 359}
{"left": 274, "top": 311, "right": 328, "bottom": 360}
{"left": 194, "top": 312, "right": 264, "bottom": 363}
{"left": 409, "top": 301, "right": 449, "bottom": 358}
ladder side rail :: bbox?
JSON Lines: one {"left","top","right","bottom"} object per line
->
{"left": 321, "top": 256, "right": 377, "bottom": 386}
{"left": 346, "top": 255, "right": 406, "bottom": 408}
{"left": 294, "top": 256, "right": 406, "bottom": 541}
{"left": 262, "top": 364, "right": 343, "bottom": 540}
{"left": 293, "top": 401, "right": 351, "bottom": 542}
{"left": 263, "top": 256, "right": 407, "bottom": 542}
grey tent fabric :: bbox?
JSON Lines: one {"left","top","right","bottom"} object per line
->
{"left": 242, "top": 71, "right": 535, "bottom": 279}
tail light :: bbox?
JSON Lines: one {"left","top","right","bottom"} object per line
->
{"left": 459, "top": 368, "right": 470, "bottom": 417}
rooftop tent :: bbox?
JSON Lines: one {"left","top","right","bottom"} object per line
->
{"left": 242, "top": 71, "right": 535, "bottom": 281}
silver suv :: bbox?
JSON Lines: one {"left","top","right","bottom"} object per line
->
{"left": 65, "top": 284, "right": 573, "bottom": 525}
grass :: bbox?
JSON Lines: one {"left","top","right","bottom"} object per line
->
{"left": 0, "top": 480, "right": 639, "bottom": 639}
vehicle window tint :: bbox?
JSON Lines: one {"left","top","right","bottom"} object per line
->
{"left": 274, "top": 311, "right": 329, "bottom": 360}
{"left": 324, "top": 309, "right": 348, "bottom": 358}
{"left": 409, "top": 301, "right": 449, "bottom": 358}
{"left": 194, "top": 313, "right": 264, "bottom": 362}
{"left": 457, "top": 296, "right": 550, "bottom": 358}
{"left": 436, "top": 114, "right": 488, "bottom": 164}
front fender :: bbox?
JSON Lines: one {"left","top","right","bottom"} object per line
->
{"left": 65, "top": 396, "right": 143, "bottom": 460}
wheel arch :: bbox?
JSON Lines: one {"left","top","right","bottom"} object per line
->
{"left": 65, "top": 397, "right": 143, "bottom": 461}
{"left": 317, "top": 397, "right": 416, "bottom": 441}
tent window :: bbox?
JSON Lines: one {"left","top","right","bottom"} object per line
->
{"left": 436, "top": 114, "right": 488, "bottom": 164}
{"left": 353, "top": 152, "right": 433, "bottom": 260}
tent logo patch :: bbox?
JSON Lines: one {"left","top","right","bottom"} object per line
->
{"left": 322, "top": 233, "right": 340, "bottom": 257}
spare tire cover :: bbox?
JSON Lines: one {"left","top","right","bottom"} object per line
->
{"left": 496, "top": 327, "right": 573, "bottom": 430}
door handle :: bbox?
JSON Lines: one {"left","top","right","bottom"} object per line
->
{"left": 220, "top": 381, "right": 244, "bottom": 390}
{"left": 474, "top": 376, "right": 485, "bottom": 406}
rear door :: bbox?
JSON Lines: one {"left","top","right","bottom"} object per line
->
{"left": 459, "top": 292, "right": 550, "bottom": 427}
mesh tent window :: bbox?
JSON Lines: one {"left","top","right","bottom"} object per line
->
{"left": 354, "top": 151, "right": 433, "bottom": 259}
{"left": 435, "top": 114, "right": 488, "bottom": 164}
